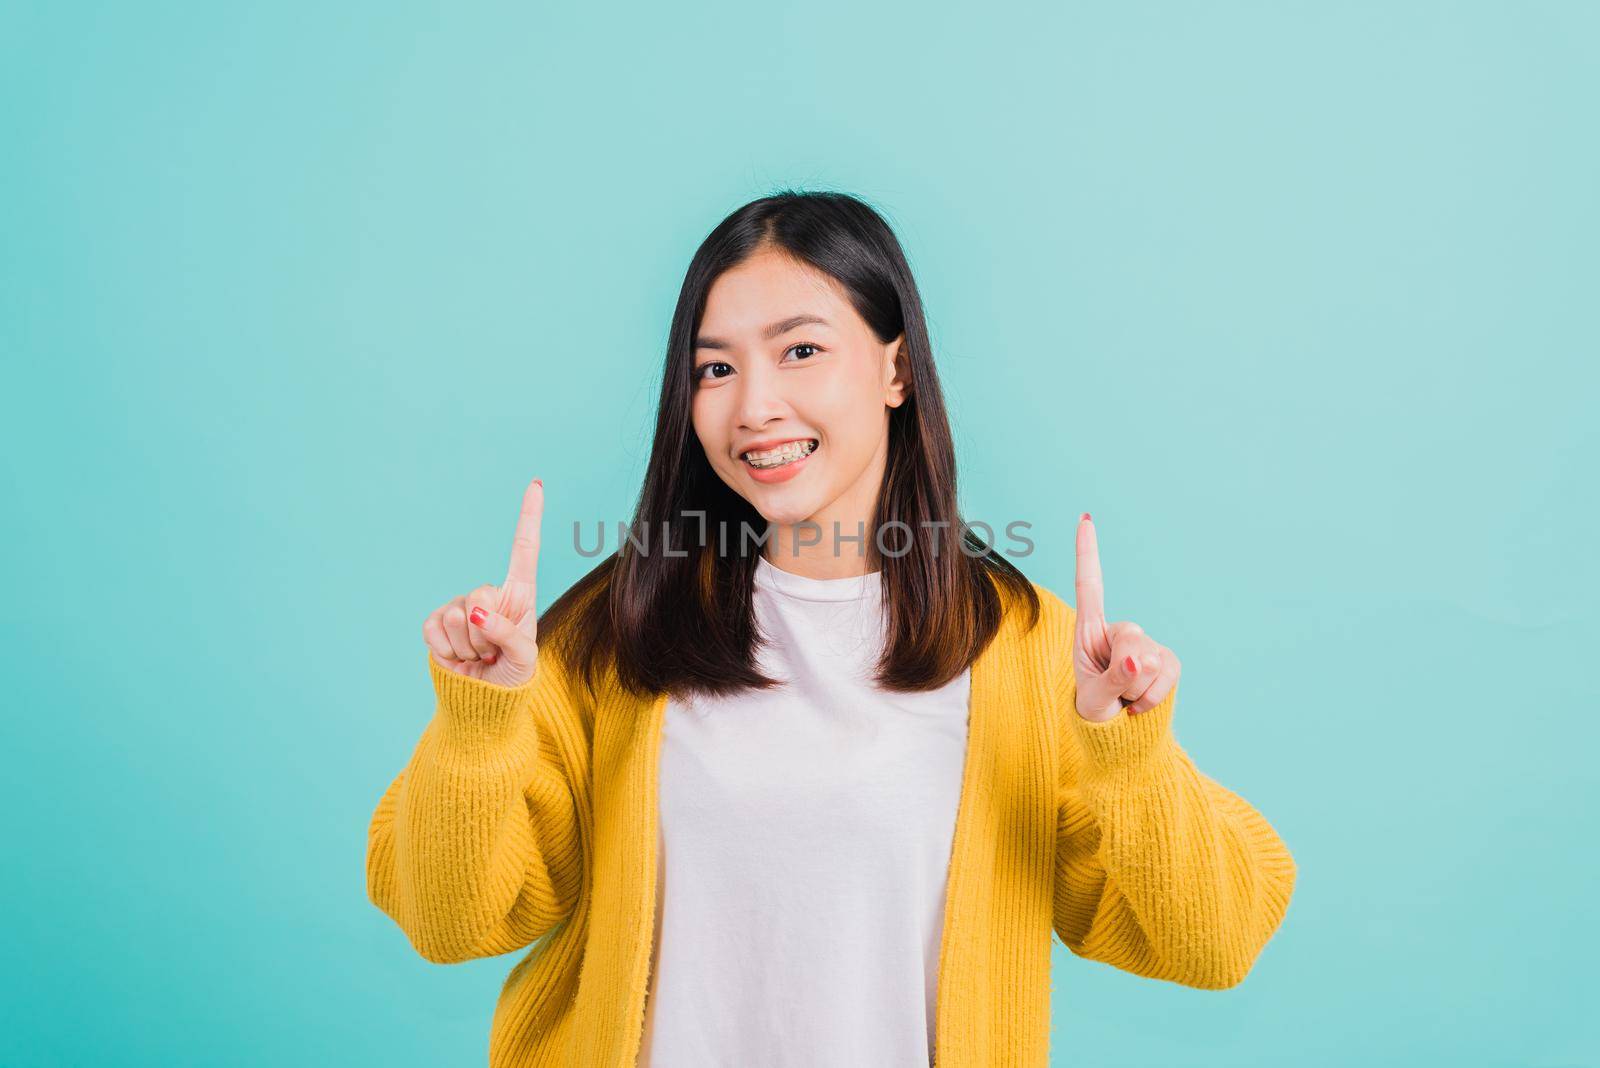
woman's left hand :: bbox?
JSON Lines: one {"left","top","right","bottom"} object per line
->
{"left": 1072, "top": 512, "right": 1182, "bottom": 723}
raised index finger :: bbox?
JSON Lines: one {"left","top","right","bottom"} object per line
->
{"left": 505, "top": 477, "right": 543, "bottom": 586}
{"left": 1074, "top": 512, "right": 1105, "bottom": 627}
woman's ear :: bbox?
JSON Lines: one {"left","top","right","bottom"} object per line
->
{"left": 884, "top": 334, "right": 911, "bottom": 408}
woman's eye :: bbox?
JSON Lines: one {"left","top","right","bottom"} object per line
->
{"left": 695, "top": 361, "right": 734, "bottom": 381}
{"left": 784, "top": 343, "right": 820, "bottom": 362}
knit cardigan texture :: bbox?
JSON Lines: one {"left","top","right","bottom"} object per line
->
{"left": 365, "top": 580, "right": 1298, "bottom": 1067}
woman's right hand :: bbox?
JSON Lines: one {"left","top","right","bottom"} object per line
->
{"left": 423, "top": 477, "right": 543, "bottom": 687}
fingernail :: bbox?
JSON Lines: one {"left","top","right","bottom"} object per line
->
{"left": 469, "top": 606, "right": 487, "bottom": 627}
{"left": 533, "top": 479, "right": 543, "bottom": 487}
{"left": 483, "top": 654, "right": 497, "bottom": 664}
{"left": 1081, "top": 512, "right": 1091, "bottom": 522}
{"left": 1124, "top": 654, "right": 1138, "bottom": 675}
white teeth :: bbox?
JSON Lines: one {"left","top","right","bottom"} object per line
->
{"left": 742, "top": 439, "right": 817, "bottom": 468}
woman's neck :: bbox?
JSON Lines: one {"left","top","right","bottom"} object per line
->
{"left": 761, "top": 541, "right": 879, "bottom": 581}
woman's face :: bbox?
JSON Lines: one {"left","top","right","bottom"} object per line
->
{"left": 691, "top": 247, "right": 907, "bottom": 542}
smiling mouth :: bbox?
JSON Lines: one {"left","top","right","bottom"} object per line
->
{"left": 741, "top": 438, "right": 819, "bottom": 469}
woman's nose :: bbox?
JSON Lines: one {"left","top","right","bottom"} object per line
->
{"left": 735, "top": 365, "right": 788, "bottom": 429}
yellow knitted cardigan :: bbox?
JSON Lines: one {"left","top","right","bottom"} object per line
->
{"left": 365, "top": 580, "right": 1297, "bottom": 1067}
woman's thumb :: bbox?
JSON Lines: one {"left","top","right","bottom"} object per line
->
{"left": 468, "top": 605, "right": 537, "bottom": 668}
{"left": 1076, "top": 655, "right": 1138, "bottom": 719}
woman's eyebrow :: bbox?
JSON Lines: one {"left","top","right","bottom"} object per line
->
{"left": 694, "top": 314, "right": 831, "bottom": 350}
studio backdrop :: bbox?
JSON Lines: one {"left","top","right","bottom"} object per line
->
{"left": 2, "top": 2, "right": 1594, "bottom": 1066}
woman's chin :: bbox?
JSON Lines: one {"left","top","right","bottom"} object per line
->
{"left": 751, "top": 502, "right": 813, "bottom": 528}
{"left": 716, "top": 457, "right": 833, "bottom": 529}
{"left": 746, "top": 489, "right": 824, "bottom": 530}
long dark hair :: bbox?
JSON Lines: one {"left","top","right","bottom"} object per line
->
{"left": 538, "top": 189, "right": 1040, "bottom": 701}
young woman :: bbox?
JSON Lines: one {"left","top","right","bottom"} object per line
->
{"left": 365, "top": 191, "right": 1297, "bottom": 1067}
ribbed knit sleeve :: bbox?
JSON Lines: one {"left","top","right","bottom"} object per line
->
{"left": 364, "top": 645, "right": 585, "bottom": 965}
{"left": 1046, "top": 603, "right": 1297, "bottom": 990}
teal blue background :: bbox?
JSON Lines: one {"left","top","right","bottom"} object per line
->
{"left": 3, "top": 2, "right": 1595, "bottom": 1065}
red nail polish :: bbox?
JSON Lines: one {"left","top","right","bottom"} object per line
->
{"left": 484, "top": 654, "right": 497, "bottom": 664}
{"left": 469, "top": 606, "right": 487, "bottom": 627}
{"left": 1081, "top": 512, "right": 1091, "bottom": 522}
{"left": 533, "top": 479, "right": 543, "bottom": 487}
{"left": 1125, "top": 654, "right": 1138, "bottom": 674}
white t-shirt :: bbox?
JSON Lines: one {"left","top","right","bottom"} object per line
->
{"left": 639, "top": 554, "right": 973, "bottom": 1067}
